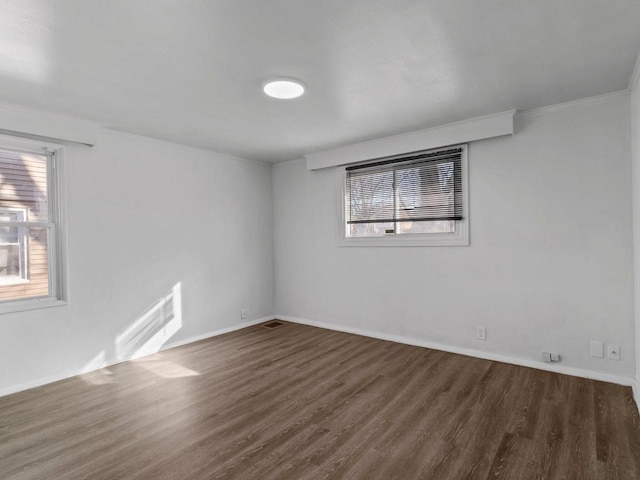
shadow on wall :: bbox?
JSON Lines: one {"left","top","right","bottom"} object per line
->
{"left": 115, "top": 282, "right": 183, "bottom": 361}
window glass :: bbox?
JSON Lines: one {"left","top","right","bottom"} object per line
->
{"left": 342, "top": 145, "right": 468, "bottom": 246}
{"left": 0, "top": 149, "right": 51, "bottom": 297}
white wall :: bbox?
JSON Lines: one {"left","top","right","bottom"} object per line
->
{"left": 274, "top": 92, "right": 635, "bottom": 380}
{"left": 631, "top": 62, "right": 640, "bottom": 397}
{"left": 0, "top": 129, "right": 273, "bottom": 394}
{"left": 1, "top": 89, "right": 636, "bottom": 396}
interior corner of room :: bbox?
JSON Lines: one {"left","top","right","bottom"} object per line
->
{"left": 1, "top": 2, "right": 640, "bottom": 478}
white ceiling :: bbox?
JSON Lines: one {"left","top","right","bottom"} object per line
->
{"left": 0, "top": 1, "right": 639, "bottom": 162}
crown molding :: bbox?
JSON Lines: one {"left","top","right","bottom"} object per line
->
{"left": 517, "top": 90, "right": 629, "bottom": 120}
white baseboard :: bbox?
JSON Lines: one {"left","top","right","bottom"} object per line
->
{"left": 5, "top": 313, "right": 637, "bottom": 409}
{"left": 0, "top": 316, "right": 275, "bottom": 398}
{"left": 276, "top": 315, "right": 636, "bottom": 388}
{"left": 159, "top": 316, "right": 274, "bottom": 351}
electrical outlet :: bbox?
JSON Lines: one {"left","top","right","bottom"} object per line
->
{"left": 590, "top": 340, "right": 604, "bottom": 358}
{"left": 607, "top": 344, "right": 620, "bottom": 361}
{"left": 542, "top": 351, "right": 561, "bottom": 363}
{"left": 476, "top": 326, "right": 486, "bottom": 341}
{"left": 241, "top": 308, "right": 247, "bottom": 319}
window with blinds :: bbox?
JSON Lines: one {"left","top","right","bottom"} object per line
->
{"left": 344, "top": 145, "right": 468, "bottom": 243}
{"left": 0, "top": 137, "right": 64, "bottom": 310}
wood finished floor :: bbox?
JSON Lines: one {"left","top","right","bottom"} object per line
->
{"left": 1, "top": 321, "right": 639, "bottom": 480}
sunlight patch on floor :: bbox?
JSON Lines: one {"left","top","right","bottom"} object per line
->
{"left": 133, "top": 358, "right": 200, "bottom": 378}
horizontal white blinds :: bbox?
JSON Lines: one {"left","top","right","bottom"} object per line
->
{"left": 345, "top": 147, "right": 463, "bottom": 224}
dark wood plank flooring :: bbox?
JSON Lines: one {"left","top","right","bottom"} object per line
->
{"left": 1, "top": 321, "right": 639, "bottom": 479}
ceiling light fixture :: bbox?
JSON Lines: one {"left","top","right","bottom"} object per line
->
{"left": 263, "top": 78, "right": 306, "bottom": 99}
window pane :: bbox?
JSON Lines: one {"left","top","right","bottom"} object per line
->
{"left": 0, "top": 223, "right": 19, "bottom": 244}
{"left": 344, "top": 147, "right": 465, "bottom": 239}
{"left": 396, "top": 220, "right": 455, "bottom": 234}
{"left": 396, "top": 161, "right": 457, "bottom": 221}
{"left": 396, "top": 167, "right": 421, "bottom": 211}
{"left": 0, "top": 244, "right": 21, "bottom": 277}
{"left": 0, "top": 150, "right": 48, "bottom": 221}
{"left": 0, "top": 223, "right": 49, "bottom": 298}
{"left": 349, "top": 222, "right": 395, "bottom": 237}
{"left": 347, "top": 170, "right": 394, "bottom": 223}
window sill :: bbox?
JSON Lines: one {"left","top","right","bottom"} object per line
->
{"left": 0, "top": 297, "right": 67, "bottom": 315}
{"left": 338, "top": 233, "right": 470, "bottom": 247}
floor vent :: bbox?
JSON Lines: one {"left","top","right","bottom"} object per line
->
{"left": 262, "top": 321, "right": 284, "bottom": 329}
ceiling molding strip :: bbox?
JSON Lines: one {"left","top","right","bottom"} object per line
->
{"left": 0, "top": 102, "right": 98, "bottom": 146}
{"left": 305, "top": 110, "right": 515, "bottom": 171}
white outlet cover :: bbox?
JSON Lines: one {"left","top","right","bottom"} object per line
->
{"left": 607, "top": 344, "right": 621, "bottom": 361}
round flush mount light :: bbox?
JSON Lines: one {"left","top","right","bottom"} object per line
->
{"left": 263, "top": 78, "right": 306, "bottom": 99}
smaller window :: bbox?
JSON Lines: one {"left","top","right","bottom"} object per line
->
{"left": 341, "top": 145, "right": 469, "bottom": 246}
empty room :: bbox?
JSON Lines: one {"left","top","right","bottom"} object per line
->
{"left": 1, "top": 1, "right": 640, "bottom": 479}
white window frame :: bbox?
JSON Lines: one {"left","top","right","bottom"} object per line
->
{"left": 338, "top": 144, "right": 470, "bottom": 247}
{"left": 0, "top": 134, "right": 68, "bottom": 314}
